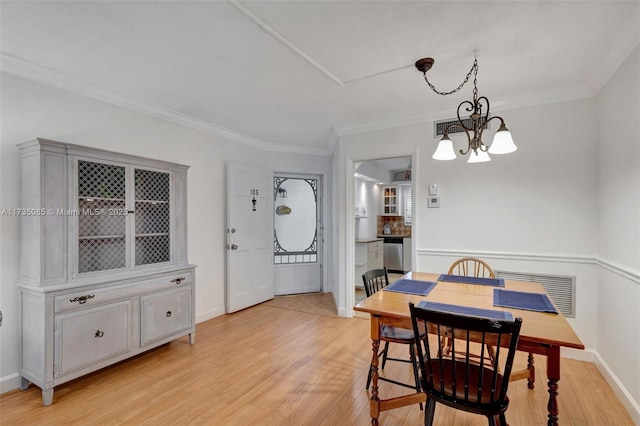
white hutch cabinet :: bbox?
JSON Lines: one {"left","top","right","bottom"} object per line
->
{"left": 17, "top": 139, "right": 196, "bottom": 405}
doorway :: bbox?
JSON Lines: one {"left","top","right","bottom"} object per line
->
{"left": 354, "top": 157, "right": 412, "bottom": 310}
{"left": 273, "top": 174, "right": 323, "bottom": 295}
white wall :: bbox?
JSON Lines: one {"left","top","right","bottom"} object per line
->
{"left": 337, "top": 76, "right": 639, "bottom": 419}
{"left": 354, "top": 177, "right": 381, "bottom": 240}
{"left": 595, "top": 44, "right": 640, "bottom": 421}
{"left": 0, "top": 73, "right": 332, "bottom": 392}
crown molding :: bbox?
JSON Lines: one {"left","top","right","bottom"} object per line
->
{"left": 0, "top": 54, "right": 333, "bottom": 156}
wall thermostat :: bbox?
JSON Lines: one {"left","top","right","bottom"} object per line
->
{"left": 429, "top": 183, "right": 438, "bottom": 196}
{"left": 427, "top": 196, "right": 440, "bottom": 208}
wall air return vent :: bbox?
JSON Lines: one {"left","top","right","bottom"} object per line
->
{"left": 496, "top": 271, "right": 576, "bottom": 318}
{"left": 434, "top": 116, "right": 490, "bottom": 138}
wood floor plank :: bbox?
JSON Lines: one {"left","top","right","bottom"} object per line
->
{"left": 0, "top": 302, "right": 634, "bottom": 425}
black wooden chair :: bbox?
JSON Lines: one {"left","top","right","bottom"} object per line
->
{"left": 409, "top": 302, "right": 522, "bottom": 425}
{"left": 448, "top": 257, "right": 535, "bottom": 389}
{"left": 362, "top": 268, "right": 422, "bottom": 409}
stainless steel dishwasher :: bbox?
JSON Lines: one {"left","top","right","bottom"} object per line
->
{"left": 382, "top": 236, "right": 403, "bottom": 273}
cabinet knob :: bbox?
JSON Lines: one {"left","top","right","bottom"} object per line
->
{"left": 230, "top": 244, "right": 238, "bottom": 250}
{"left": 166, "top": 311, "right": 172, "bottom": 318}
{"left": 94, "top": 330, "right": 104, "bottom": 338}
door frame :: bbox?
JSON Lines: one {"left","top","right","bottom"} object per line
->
{"left": 273, "top": 172, "right": 323, "bottom": 294}
{"left": 274, "top": 168, "right": 329, "bottom": 294}
{"left": 344, "top": 152, "right": 418, "bottom": 317}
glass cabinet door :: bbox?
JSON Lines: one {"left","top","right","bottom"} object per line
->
{"left": 76, "top": 161, "right": 172, "bottom": 275}
{"left": 383, "top": 186, "right": 398, "bottom": 214}
{"left": 77, "top": 160, "right": 127, "bottom": 273}
{"left": 134, "top": 168, "right": 171, "bottom": 266}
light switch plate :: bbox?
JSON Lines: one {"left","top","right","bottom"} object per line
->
{"left": 427, "top": 196, "right": 440, "bottom": 208}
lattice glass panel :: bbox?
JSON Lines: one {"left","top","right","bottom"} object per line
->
{"left": 79, "top": 237, "right": 126, "bottom": 273}
{"left": 135, "top": 201, "right": 170, "bottom": 235}
{"left": 136, "top": 235, "right": 170, "bottom": 265}
{"left": 78, "top": 161, "right": 125, "bottom": 199}
{"left": 78, "top": 199, "right": 126, "bottom": 237}
{"left": 135, "top": 169, "right": 169, "bottom": 201}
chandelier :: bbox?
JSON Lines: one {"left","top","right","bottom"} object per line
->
{"left": 415, "top": 54, "right": 517, "bottom": 163}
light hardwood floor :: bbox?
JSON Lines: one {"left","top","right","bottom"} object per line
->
{"left": 1, "top": 302, "right": 634, "bottom": 425}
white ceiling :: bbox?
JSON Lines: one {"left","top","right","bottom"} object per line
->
{"left": 2, "top": 1, "right": 638, "bottom": 155}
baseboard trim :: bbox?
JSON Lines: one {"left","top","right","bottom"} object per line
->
{"left": 0, "top": 373, "right": 21, "bottom": 395}
{"left": 592, "top": 351, "right": 640, "bottom": 424}
{"left": 195, "top": 305, "right": 225, "bottom": 324}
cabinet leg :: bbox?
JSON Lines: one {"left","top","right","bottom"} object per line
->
{"left": 189, "top": 332, "right": 195, "bottom": 344}
{"left": 20, "top": 377, "right": 30, "bottom": 391}
{"left": 42, "top": 389, "right": 54, "bottom": 406}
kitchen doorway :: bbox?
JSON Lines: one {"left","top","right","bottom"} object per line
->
{"left": 354, "top": 156, "right": 412, "bottom": 310}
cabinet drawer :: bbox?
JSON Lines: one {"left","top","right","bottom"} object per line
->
{"left": 55, "top": 300, "right": 132, "bottom": 377}
{"left": 56, "top": 271, "right": 193, "bottom": 313}
{"left": 368, "top": 241, "right": 383, "bottom": 252}
{"left": 141, "top": 287, "right": 192, "bottom": 347}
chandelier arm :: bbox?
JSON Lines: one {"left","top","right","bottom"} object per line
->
{"left": 422, "top": 59, "right": 477, "bottom": 96}
{"left": 452, "top": 100, "right": 475, "bottom": 155}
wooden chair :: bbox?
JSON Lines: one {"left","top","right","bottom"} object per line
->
{"left": 409, "top": 302, "right": 523, "bottom": 425}
{"left": 447, "top": 257, "right": 535, "bottom": 389}
{"left": 448, "top": 257, "right": 496, "bottom": 278}
{"left": 362, "top": 268, "right": 422, "bottom": 409}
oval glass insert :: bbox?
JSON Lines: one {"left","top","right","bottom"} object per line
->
{"left": 274, "top": 178, "right": 316, "bottom": 252}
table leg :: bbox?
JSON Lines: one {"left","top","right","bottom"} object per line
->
{"left": 527, "top": 352, "right": 535, "bottom": 389}
{"left": 370, "top": 338, "right": 380, "bottom": 426}
{"left": 546, "top": 345, "right": 560, "bottom": 425}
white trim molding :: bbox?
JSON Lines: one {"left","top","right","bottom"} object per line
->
{"left": 0, "top": 54, "right": 333, "bottom": 157}
{"left": 417, "top": 248, "right": 595, "bottom": 266}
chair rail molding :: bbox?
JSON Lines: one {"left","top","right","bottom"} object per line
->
{"left": 417, "top": 249, "right": 640, "bottom": 284}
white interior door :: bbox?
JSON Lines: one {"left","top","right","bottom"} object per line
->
{"left": 226, "top": 162, "right": 274, "bottom": 313}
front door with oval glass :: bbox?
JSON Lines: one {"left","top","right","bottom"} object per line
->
{"left": 273, "top": 175, "right": 322, "bottom": 295}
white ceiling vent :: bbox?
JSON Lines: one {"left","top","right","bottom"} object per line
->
{"left": 434, "top": 117, "right": 490, "bottom": 138}
{"left": 496, "top": 271, "right": 576, "bottom": 318}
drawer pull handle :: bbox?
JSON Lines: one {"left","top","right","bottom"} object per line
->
{"left": 95, "top": 330, "right": 104, "bottom": 338}
{"left": 171, "top": 277, "right": 186, "bottom": 285}
{"left": 166, "top": 311, "right": 172, "bottom": 318}
{"left": 70, "top": 294, "right": 95, "bottom": 304}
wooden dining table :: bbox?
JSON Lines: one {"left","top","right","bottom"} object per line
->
{"left": 353, "top": 271, "right": 585, "bottom": 426}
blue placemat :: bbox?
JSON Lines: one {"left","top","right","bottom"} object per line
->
{"left": 417, "top": 301, "right": 513, "bottom": 321}
{"left": 384, "top": 279, "right": 437, "bottom": 296}
{"left": 493, "top": 289, "right": 558, "bottom": 314}
{"left": 438, "top": 274, "right": 505, "bottom": 287}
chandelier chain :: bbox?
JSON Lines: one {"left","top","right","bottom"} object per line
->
{"left": 423, "top": 58, "right": 478, "bottom": 96}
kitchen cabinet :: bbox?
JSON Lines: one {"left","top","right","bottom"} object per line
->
{"left": 382, "top": 186, "right": 398, "bottom": 214}
{"left": 355, "top": 239, "right": 383, "bottom": 285}
{"left": 17, "top": 139, "right": 195, "bottom": 405}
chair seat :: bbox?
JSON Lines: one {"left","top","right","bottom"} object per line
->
{"left": 380, "top": 325, "right": 416, "bottom": 342}
{"left": 423, "top": 359, "right": 508, "bottom": 408}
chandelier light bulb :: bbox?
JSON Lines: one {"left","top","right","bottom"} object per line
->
{"left": 467, "top": 148, "right": 491, "bottom": 163}
{"left": 432, "top": 135, "right": 456, "bottom": 160}
{"left": 488, "top": 123, "right": 517, "bottom": 154}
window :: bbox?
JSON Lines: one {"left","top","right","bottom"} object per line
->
{"left": 401, "top": 184, "right": 412, "bottom": 225}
